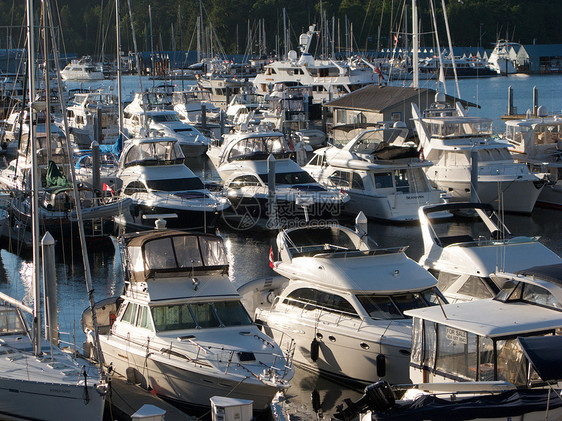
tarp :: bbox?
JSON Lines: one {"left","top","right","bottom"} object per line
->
{"left": 374, "top": 389, "right": 562, "bottom": 420}
{"left": 518, "top": 335, "right": 562, "bottom": 382}
{"left": 46, "top": 160, "right": 71, "bottom": 188}
{"left": 99, "top": 133, "right": 123, "bottom": 158}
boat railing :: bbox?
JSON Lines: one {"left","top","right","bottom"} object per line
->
{"left": 254, "top": 321, "right": 296, "bottom": 379}
{"left": 288, "top": 243, "right": 406, "bottom": 258}
{"left": 114, "top": 329, "right": 293, "bottom": 383}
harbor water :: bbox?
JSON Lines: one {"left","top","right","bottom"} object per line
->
{"left": 1, "top": 73, "right": 561, "bottom": 419}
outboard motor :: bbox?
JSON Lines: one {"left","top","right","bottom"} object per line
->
{"left": 334, "top": 380, "right": 396, "bottom": 421}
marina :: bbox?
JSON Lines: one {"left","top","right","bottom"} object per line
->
{"left": 1, "top": 0, "right": 562, "bottom": 416}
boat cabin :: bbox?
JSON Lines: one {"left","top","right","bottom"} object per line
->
{"left": 219, "top": 131, "right": 292, "bottom": 165}
{"left": 405, "top": 265, "right": 562, "bottom": 386}
{"left": 120, "top": 138, "right": 184, "bottom": 168}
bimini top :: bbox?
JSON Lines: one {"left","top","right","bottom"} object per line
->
{"left": 516, "top": 264, "right": 562, "bottom": 286}
{"left": 120, "top": 137, "right": 185, "bottom": 168}
{"left": 125, "top": 230, "right": 228, "bottom": 282}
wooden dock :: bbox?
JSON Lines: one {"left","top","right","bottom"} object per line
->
{"left": 106, "top": 374, "right": 195, "bottom": 420}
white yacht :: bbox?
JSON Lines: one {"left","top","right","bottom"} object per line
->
{"left": 124, "top": 93, "right": 211, "bottom": 157}
{"left": 238, "top": 219, "right": 444, "bottom": 385}
{"left": 83, "top": 229, "right": 294, "bottom": 413}
{"left": 115, "top": 137, "right": 229, "bottom": 231}
{"left": 488, "top": 40, "right": 520, "bottom": 75}
{"left": 4, "top": 109, "right": 66, "bottom": 158}
{"left": 335, "top": 263, "right": 562, "bottom": 421}
{"left": 305, "top": 124, "right": 449, "bottom": 222}
{"left": 60, "top": 57, "right": 104, "bottom": 81}
{"left": 504, "top": 111, "right": 562, "bottom": 208}
{"left": 210, "top": 128, "right": 347, "bottom": 224}
{"left": 66, "top": 91, "right": 120, "bottom": 148}
{"left": 253, "top": 25, "right": 377, "bottom": 103}
{"left": 418, "top": 202, "right": 562, "bottom": 303}
{"left": 0, "top": 302, "right": 107, "bottom": 421}
{"left": 412, "top": 97, "right": 546, "bottom": 213}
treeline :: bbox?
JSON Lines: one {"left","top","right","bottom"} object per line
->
{"left": 2, "top": 0, "right": 562, "bottom": 57}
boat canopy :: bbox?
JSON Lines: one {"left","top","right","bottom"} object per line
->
{"left": 121, "top": 138, "right": 184, "bottom": 168}
{"left": 126, "top": 231, "right": 228, "bottom": 281}
{"left": 518, "top": 335, "right": 562, "bottom": 382}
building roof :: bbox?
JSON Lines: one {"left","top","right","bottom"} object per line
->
{"left": 518, "top": 44, "right": 562, "bottom": 58}
{"left": 324, "top": 85, "right": 478, "bottom": 112}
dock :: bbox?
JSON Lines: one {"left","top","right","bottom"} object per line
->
{"left": 107, "top": 375, "right": 195, "bottom": 420}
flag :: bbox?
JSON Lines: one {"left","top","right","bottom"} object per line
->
{"left": 419, "top": 147, "right": 425, "bottom": 162}
{"left": 374, "top": 64, "right": 386, "bottom": 81}
{"left": 269, "top": 246, "right": 275, "bottom": 269}
{"left": 393, "top": 34, "right": 398, "bottom": 46}
{"left": 103, "top": 183, "right": 114, "bottom": 195}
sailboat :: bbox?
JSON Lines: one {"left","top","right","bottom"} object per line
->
{"left": 0, "top": 1, "right": 107, "bottom": 419}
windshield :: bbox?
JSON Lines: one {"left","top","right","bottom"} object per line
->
{"left": 151, "top": 301, "right": 252, "bottom": 331}
{"left": 356, "top": 288, "right": 443, "bottom": 320}
{"left": 227, "top": 135, "right": 289, "bottom": 161}
{"left": 150, "top": 113, "right": 181, "bottom": 123}
{"left": 495, "top": 280, "right": 562, "bottom": 311}
{"left": 259, "top": 171, "right": 317, "bottom": 185}
{"left": 124, "top": 141, "right": 184, "bottom": 166}
{"left": 0, "top": 307, "right": 26, "bottom": 335}
{"left": 146, "top": 177, "right": 204, "bottom": 191}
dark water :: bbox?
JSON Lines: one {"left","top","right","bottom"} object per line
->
{"left": 2, "top": 74, "right": 561, "bottom": 419}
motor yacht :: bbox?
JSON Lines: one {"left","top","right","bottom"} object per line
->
{"left": 115, "top": 137, "right": 229, "bottom": 231}
{"left": 503, "top": 110, "right": 562, "bottom": 208}
{"left": 335, "top": 263, "right": 562, "bottom": 421}
{"left": 210, "top": 127, "right": 347, "bottom": 225}
{"left": 412, "top": 96, "right": 546, "bottom": 213}
{"left": 418, "top": 202, "right": 562, "bottom": 303}
{"left": 83, "top": 229, "right": 294, "bottom": 413}
{"left": 488, "top": 40, "right": 520, "bottom": 75}
{"left": 66, "top": 91, "right": 119, "bottom": 148}
{"left": 60, "top": 57, "right": 104, "bottom": 81}
{"left": 238, "top": 218, "right": 445, "bottom": 385}
{"left": 305, "top": 124, "right": 449, "bottom": 222}
{"left": 124, "top": 93, "right": 210, "bottom": 157}
{"left": 253, "top": 25, "right": 377, "bottom": 104}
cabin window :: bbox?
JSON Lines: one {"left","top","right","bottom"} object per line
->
{"left": 373, "top": 172, "right": 393, "bottom": 189}
{"left": 213, "top": 301, "right": 252, "bottom": 326}
{"left": 199, "top": 236, "right": 228, "bottom": 266}
{"left": 435, "top": 324, "right": 477, "bottom": 381}
{"left": 0, "top": 309, "right": 26, "bottom": 334}
{"left": 357, "top": 296, "right": 402, "bottom": 319}
{"left": 496, "top": 281, "right": 562, "bottom": 311}
{"left": 479, "top": 336, "right": 495, "bottom": 381}
{"left": 394, "top": 169, "right": 410, "bottom": 193}
{"left": 123, "top": 181, "right": 148, "bottom": 195}
{"left": 259, "top": 171, "right": 318, "bottom": 186}
{"left": 307, "top": 154, "right": 321, "bottom": 166}
{"left": 172, "top": 235, "right": 203, "bottom": 267}
{"left": 121, "top": 303, "right": 138, "bottom": 324}
{"left": 457, "top": 276, "right": 495, "bottom": 299}
{"left": 495, "top": 338, "right": 526, "bottom": 386}
{"left": 229, "top": 175, "right": 262, "bottom": 188}
{"left": 391, "top": 112, "right": 402, "bottom": 122}
{"left": 189, "top": 303, "right": 220, "bottom": 328}
{"left": 328, "top": 170, "right": 351, "bottom": 189}
{"left": 285, "top": 288, "right": 358, "bottom": 317}
{"left": 144, "top": 238, "right": 177, "bottom": 269}
{"left": 351, "top": 173, "right": 364, "bottom": 190}
{"left": 146, "top": 177, "right": 205, "bottom": 191}
{"left": 136, "top": 306, "right": 154, "bottom": 331}
{"left": 152, "top": 304, "right": 196, "bottom": 331}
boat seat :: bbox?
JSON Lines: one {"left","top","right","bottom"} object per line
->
{"left": 437, "top": 235, "right": 474, "bottom": 247}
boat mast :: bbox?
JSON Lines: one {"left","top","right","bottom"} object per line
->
{"left": 26, "top": 0, "right": 41, "bottom": 357}
{"left": 412, "top": 0, "right": 419, "bottom": 89}
{"left": 116, "top": 0, "right": 123, "bottom": 134}
{"left": 43, "top": 0, "right": 106, "bottom": 372}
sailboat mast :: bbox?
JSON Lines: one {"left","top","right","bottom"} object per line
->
{"left": 412, "top": 0, "right": 419, "bottom": 89}
{"left": 27, "top": 0, "right": 42, "bottom": 357}
{"left": 116, "top": 0, "right": 123, "bottom": 134}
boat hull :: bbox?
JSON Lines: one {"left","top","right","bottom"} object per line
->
{"left": 0, "top": 376, "right": 105, "bottom": 421}
{"left": 431, "top": 178, "right": 543, "bottom": 214}
{"left": 98, "top": 337, "right": 279, "bottom": 411}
